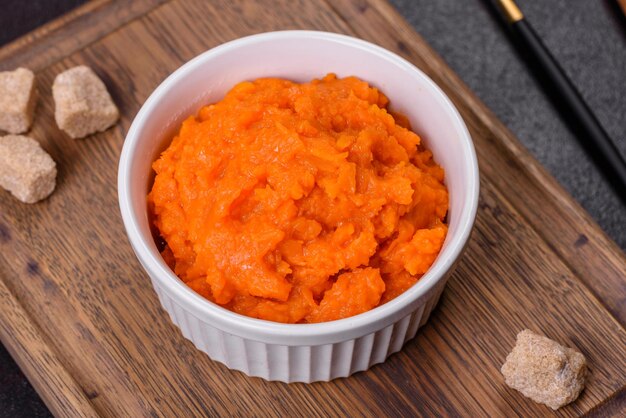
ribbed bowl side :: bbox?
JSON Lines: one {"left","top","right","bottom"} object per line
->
{"left": 151, "top": 280, "right": 448, "bottom": 383}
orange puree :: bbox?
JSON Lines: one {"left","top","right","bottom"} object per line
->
{"left": 149, "top": 74, "right": 448, "bottom": 323}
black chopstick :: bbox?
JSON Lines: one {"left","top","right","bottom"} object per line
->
{"left": 494, "top": 0, "right": 626, "bottom": 197}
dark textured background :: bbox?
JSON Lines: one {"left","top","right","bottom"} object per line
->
{"left": 1, "top": 0, "right": 624, "bottom": 416}
{"left": 394, "top": 0, "right": 626, "bottom": 250}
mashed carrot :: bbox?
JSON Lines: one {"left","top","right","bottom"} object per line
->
{"left": 149, "top": 74, "right": 448, "bottom": 323}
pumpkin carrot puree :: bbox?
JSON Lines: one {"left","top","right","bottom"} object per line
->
{"left": 149, "top": 74, "right": 448, "bottom": 323}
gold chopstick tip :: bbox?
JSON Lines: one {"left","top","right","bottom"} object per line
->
{"left": 497, "top": 0, "right": 524, "bottom": 23}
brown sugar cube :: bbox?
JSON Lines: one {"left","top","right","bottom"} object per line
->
{"left": 52, "top": 65, "right": 119, "bottom": 138}
{"left": 501, "top": 329, "right": 587, "bottom": 410}
{"left": 0, "top": 135, "right": 56, "bottom": 203}
{"left": 0, "top": 68, "right": 37, "bottom": 134}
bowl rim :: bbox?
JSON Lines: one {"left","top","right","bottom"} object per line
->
{"left": 118, "top": 30, "right": 479, "bottom": 344}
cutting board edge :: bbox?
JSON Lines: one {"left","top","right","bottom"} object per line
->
{"left": 324, "top": 0, "right": 626, "bottom": 326}
{"left": 0, "top": 0, "right": 171, "bottom": 72}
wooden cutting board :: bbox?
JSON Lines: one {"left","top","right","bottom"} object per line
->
{"left": 1, "top": 0, "right": 624, "bottom": 416}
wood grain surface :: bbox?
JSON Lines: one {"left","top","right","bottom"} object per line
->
{"left": 0, "top": 279, "right": 98, "bottom": 418}
{"left": 0, "top": 0, "right": 624, "bottom": 416}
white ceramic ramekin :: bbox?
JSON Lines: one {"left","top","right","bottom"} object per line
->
{"left": 118, "top": 31, "right": 479, "bottom": 383}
